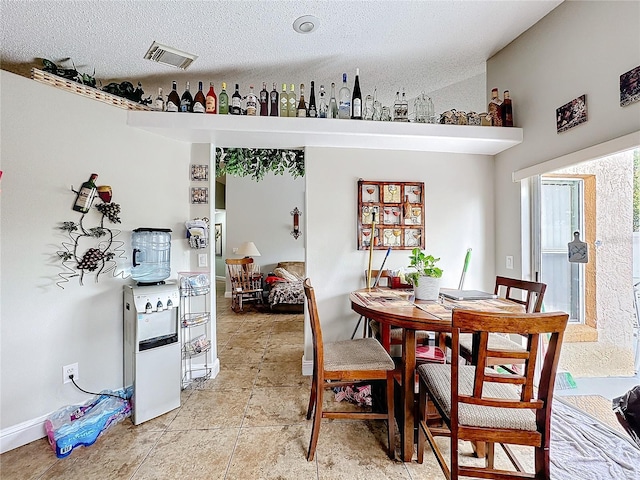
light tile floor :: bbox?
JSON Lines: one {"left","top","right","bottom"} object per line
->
{"left": 0, "top": 283, "right": 557, "bottom": 479}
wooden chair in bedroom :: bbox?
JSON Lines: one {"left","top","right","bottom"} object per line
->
{"left": 225, "top": 257, "right": 263, "bottom": 312}
{"left": 303, "top": 278, "right": 396, "bottom": 461}
{"left": 417, "top": 309, "right": 568, "bottom": 480}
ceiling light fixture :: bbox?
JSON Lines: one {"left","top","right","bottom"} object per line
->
{"left": 293, "top": 15, "right": 320, "bottom": 34}
{"left": 143, "top": 41, "right": 198, "bottom": 70}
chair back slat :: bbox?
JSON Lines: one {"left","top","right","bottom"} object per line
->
{"left": 494, "top": 276, "right": 546, "bottom": 313}
{"left": 226, "top": 257, "right": 261, "bottom": 291}
{"left": 364, "top": 269, "right": 392, "bottom": 288}
{"left": 303, "top": 278, "right": 324, "bottom": 376}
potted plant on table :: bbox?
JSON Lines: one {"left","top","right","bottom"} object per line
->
{"left": 405, "top": 248, "right": 443, "bottom": 301}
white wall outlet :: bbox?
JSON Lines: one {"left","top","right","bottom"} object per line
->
{"left": 63, "top": 363, "right": 78, "bottom": 384}
{"left": 198, "top": 253, "right": 208, "bottom": 267}
{"left": 506, "top": 255, "right": 514, "bottom": 270}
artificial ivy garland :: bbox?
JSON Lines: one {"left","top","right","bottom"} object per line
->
{"left": 215, "top": 148, "right": 304, "bottom": 181}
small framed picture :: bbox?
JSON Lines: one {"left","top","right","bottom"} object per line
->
{"left": 556, "top": 94, "right": 587, "bottom": 134}
{"left": 191, "top": 187, "right": 208, "bottom": 204}
{"left": 215, "top": 223, "right": 222, "bottom": 256}
{"left": 620, "top": 65, "right": 640, "bottom": 107}
{"left": 191, "top": 164, "right": 209, "bottom": 181}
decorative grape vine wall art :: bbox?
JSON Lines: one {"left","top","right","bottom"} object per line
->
{"left": 55, "top": 179, "right": 127, "bottom": 288}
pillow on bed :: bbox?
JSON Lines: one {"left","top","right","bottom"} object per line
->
{"left": 273, "top": 267, "right": 300, "bottom": 282}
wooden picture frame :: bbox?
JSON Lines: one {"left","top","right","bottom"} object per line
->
{"left": 357, "top": 180, "right": 425, "bottom": 250}
{"left": 215, "top": 223, "right": 222, "bottom": 256}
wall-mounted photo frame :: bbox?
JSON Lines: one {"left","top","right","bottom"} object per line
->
{"left": 556, "top": 94, "right": 587, "bottom": 134}
{"left": 620, "top": 65, "right": 640, "bottom": 107}
{"left": 191, "top": 187, "right": 208, "bottom": 204}
{"left": 191, "top": 164, "right": 209, "bottom": 181}
{"left": 215, "top": 223, "right": 222, "bottom": 256}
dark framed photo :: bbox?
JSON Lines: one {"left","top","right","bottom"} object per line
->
{"left": 620, "top": 65, "right": 640, "bottom": 107}
{"left": 191, "top": 164, "right": 209, "bottom": 181}
{"left": 215, "top": 223, "right": 222, "bottom": 256}
{"left": 190, "top": 187, "right": 208, "bottom": 204}
{"left": 556, "top": 95, "right": 587, "bottom": 134}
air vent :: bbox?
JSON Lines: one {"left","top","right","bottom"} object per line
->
{"left": 143, "top": 41, "right": 197, "bottom": 70}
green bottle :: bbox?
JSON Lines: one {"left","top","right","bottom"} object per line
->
{"left": 73, "top": 173, "right": 98, "bottom": 213}
{"left": 218, "top": 82, "right": 229, "bottom": 114}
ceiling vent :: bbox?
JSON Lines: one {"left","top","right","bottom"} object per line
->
{"left": 143, "top": 41, "right": 198, "bottom": 70}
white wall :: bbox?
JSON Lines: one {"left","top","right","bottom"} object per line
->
{"left": 304, "top": 146, "right": 496, "bottom": 360}
{"left": 0, "top": 71, "right": 191, "bottom": 450}
{"left": 225, "top": 171, "right": 305, "bottom": 293}
{"left": 488, "top": 0, "right": 640, "bottom": 280}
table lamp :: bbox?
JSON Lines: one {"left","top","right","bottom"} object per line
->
{"left": 236, "top": 241, "right": 261, "bottom": 258}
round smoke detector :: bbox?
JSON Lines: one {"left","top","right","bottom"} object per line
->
{"left": 293, "top": 15, "right": 320, "bottom": 34}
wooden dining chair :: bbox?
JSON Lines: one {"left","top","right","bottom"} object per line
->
{"left": 225, "top": 257, "right": 263, "bottom": 312}
{"left": 417, "top": 309, "right": 568, "bottom": 480}
{"left": 303, "top": 278, "right": 396, "bottom": 461}
{"left": 446, "top": 276, "right": 547, "bottom": 365}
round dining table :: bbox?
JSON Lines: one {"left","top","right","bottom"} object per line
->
{"left": 350, "top": 289, "right": 448, "bottom": 462}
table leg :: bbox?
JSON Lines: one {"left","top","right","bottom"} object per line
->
{"left": 401, "top": 328, "right": 416, "bottom": 462}
{"left": 381, "top": 323, "right": 391, "bottom": 352}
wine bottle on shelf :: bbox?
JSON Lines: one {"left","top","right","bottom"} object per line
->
{"left": 297, "top": 84, "right": 307, "bottom": 117}
{"left": 393, "top": 91, "right": 401, "bottom": 121}
{"left": 400, "top": 89, "right": 408, "bottom": 122}
{"left": 205, "top": 82, "right": 217, "bottom": 114}
{"left": 73, "top": 173, "right": 98, "bottom": 213}
{"left": 288, "top": 84, "right": 297, "bottom": 118}
{"left": 318, "top": 84, "right": 327, "bottom": 118}
{"left": 259, "top": 82, "right": 269, "bottom": 116}
{"left": 488, "top": 88, "right": 503, "bottom": 126}
{"left": 351, "top": 68, "right": 362, "bottom": 119}
{"left": 280, "top": 83, "right": 289, "bottom": 117}
{"left": 246, "top": 85, "right": 257, "bottom": 116}
{"left": 154, "top": 87, "right": 164, "bottom": 112}
{"left": 219, "top": 82, "right": 229, "bottom": 114}
{"left": 270, "top": 83, "right": 279, "bottom": 116}
{"left": 180, "top": 81, "right": 193, "bottom": 112}
{"left": 308, "top": 81, "right": 317, "bottom": 118}
{"left": 166, "top": 81, "right": 180, "bottom": 112}
{"left": 338, "top": 73, "right": 351, "bottom": 119}
{"left": 501, "top": 90, "right": 513, "bottom": 127}
{"left": 192, "top": 81, "right": 206, "bottom": 113}
{"left": 329, "top": 82, "right": 338, "bottom": 119}
{"left": 231, "top": 83, "right": 242, "bottom": 115}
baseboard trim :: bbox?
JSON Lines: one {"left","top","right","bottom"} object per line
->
{"left": 302, "top": 356, "right": 313, "bottom": 376}
{"left": 1, "top": 413, "right": 49, "bottom": 454}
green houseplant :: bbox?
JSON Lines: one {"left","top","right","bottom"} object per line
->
{"left": 405, "top": 248, "right": 443, "bottom": 301}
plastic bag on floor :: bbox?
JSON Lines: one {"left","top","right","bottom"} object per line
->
{"left": 612, "top": 385, "right": 640, "bottom": 448}
{"left": 44, "top": 387, "right": 131, "bottom": 458}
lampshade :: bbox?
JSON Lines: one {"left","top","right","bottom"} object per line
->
{"left": 236, "top": 241, "right": 261, "bottom": 257}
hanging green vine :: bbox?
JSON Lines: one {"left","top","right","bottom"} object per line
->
{"left": 215, "top": 148, "right": 304, "bottom": 181}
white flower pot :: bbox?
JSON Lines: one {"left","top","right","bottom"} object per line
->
{"left": 413, "top": 276, "right": 441, "bottom": 301}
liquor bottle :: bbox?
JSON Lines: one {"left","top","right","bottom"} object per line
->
{"left": 192, "top": 81, "right": 206, "bottom": 113}
{"left": 166, "top": 81, "right": 180, "bottom": 112}
{"left": 501, "top": 90, "right": 513, "bottom": 127}
{"left": 400, "top": 89, "right": 408, "bottom": 122}
{"left": 270, "top": 83, "right": 279, "bottom": 116}
{"left": 288, "top": 84, "right": 297, "bottom": 118}
{"left": 205, "top": 82, "right": 217, "bottom": 114}
{"left": 180, "top": 81, "right": 193, "bottom": 112}
{"left": 259, "top": 82, "right": 269, "bottom": 116}
{"left": 351, "top": 68, "right": 362, "bottom": 119}
{"left": 318, "top": 84, "right": 327, "bottom": 118}
{"left": 154, "top": 87, "right": 164, "bottom": 112}
{"left": 329, "top": 82, "right": 338, "bottom": 119}
{"left": 308, "top": 81, "right": 317, "bottom": 118}
{"left": 297, "top": 83, "right": 307, "bottom": 117}
{"left": 279, "top": 83, "right": 288, "bottom": 117}
{"left": 246, "top": 85, "right": 257, "bottom": 116}
{"left": 393, "top": 91, "right": 402, "bottom": 121}
{"left": 73, "top": 173, "right": 98, "bottom": 213}
{"left": 219, "top": 82, "right": 229, "bottom": 114}
{"left": 488, "top": 88, "right": 503, "bottom": 126}
{"left": 231, "top": 83, "right": 242, "bottom": 115}
{"left": 338, "top": 73, "right": 351, "bottom": 119}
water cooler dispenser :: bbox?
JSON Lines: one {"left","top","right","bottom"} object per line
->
{"left": 124, "top": 283, "right": 181, "bottom": 424}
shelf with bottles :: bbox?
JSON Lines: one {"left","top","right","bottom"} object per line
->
{"left": 181, "top": 312, "right": 210, "bottom": 328}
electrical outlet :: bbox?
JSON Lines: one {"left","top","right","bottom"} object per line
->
{"left": 63, "top": 363, "right": 78, "bottom": 384}
{"left": 198, "top": 253, "right": 208, "bottom": 267}
{"left": 506, "top": 255, "right": 514, "bottom": 270}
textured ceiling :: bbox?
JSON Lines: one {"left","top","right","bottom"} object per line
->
{"left": 1, "top": 0, "right": 562, "bottom": 108}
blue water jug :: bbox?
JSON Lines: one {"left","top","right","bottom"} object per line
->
{"left": 131, "top": 228, "right": 172, "bottom": 285}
